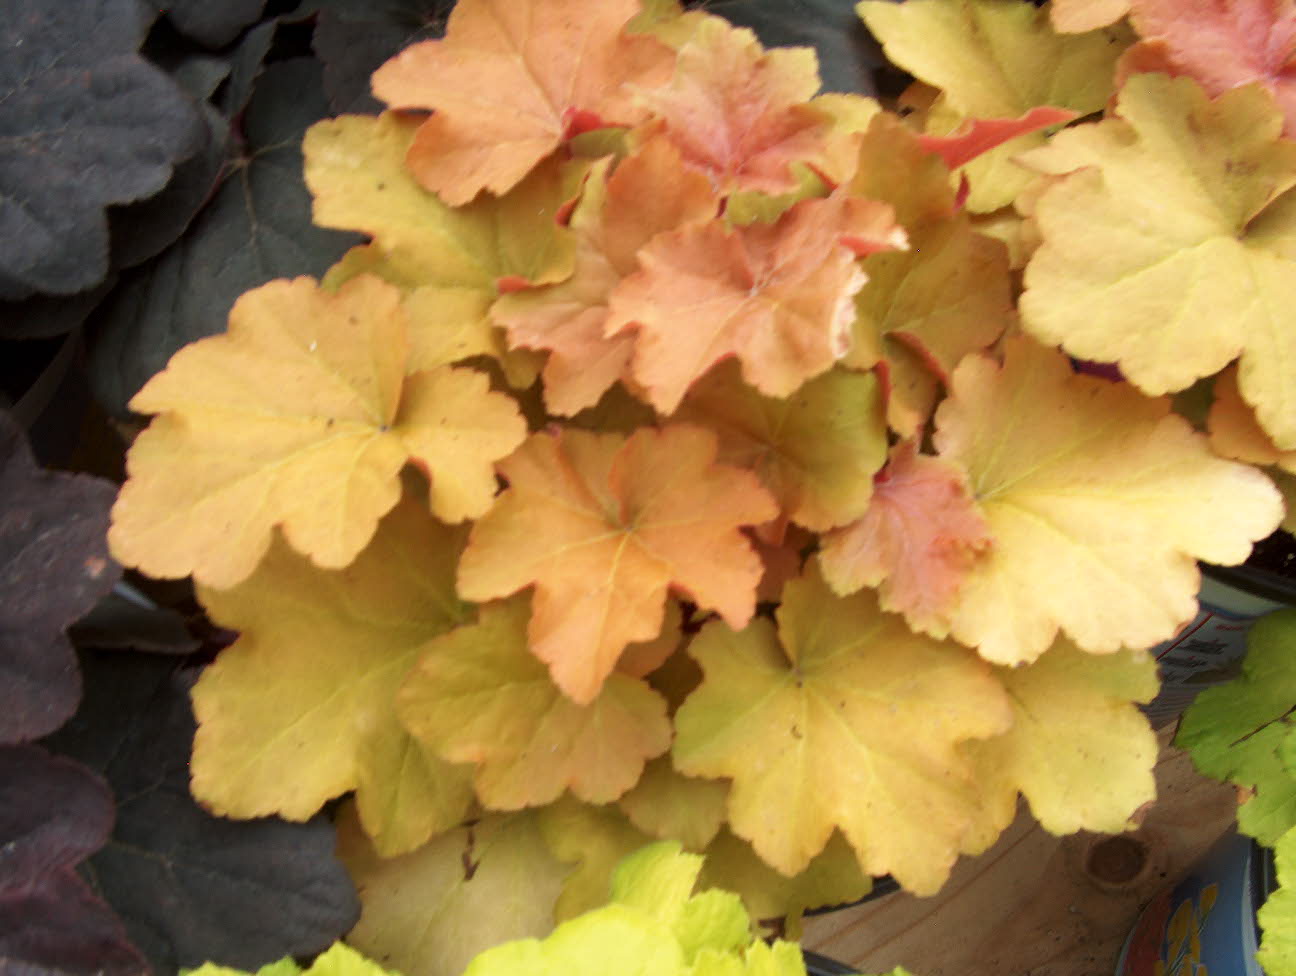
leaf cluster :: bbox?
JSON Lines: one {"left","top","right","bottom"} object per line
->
{"left": 15, "top": 0, "right": 1296, "bottom": 972}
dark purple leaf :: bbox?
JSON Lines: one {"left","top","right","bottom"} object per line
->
{"left": 0, "top": 745, "right": 113, "bottom": 890}
{"left": 45, "top": 653, "right": 360, "bottom": 975}
{"left": 0, "top": 869, "right": 148, "bottom": 976}
{"left": 306, "top": 0, "right": 451, "bottom": 113}
{"left": 0, "top": 281, "right": 116, "bottom": 341}
{"left": 0, "top": 0, "right": 205, "bottom": 299}
{"left": 88, "top": 58, "right": 362, "bottom": 416}
{"left": 0, "top": 411, "right": 120, "bottom": 743}
{"left": 164, "top": 0, "right": 270, "bottom": 48}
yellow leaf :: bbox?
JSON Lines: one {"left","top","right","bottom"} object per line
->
{"left": 677, "top": 363, "right": 887, "bottom": 532}
{"left": 538, "top": 797, "right": 656, "bottom": 920}
{"left": 190, "top": 492, "right": 474, "bottom": 856}
{"left": 935, "top": 338, "right": 1284, "bottom": 665}
{"left": 399, "top": 597, "right": 672, "bottom": 809}
{"left": 858, "top": 0, "right": 1129, "bottom": 210}
{"left": 110, "top": 276, "right": 526, "bottom": 588}
{"left": 339, "top": 806, "right": 570, "bottom": 976}
{"left": 619, "top": 756, "right": 730, "bottom": 852}
{"left": 963, "top": 639, "right": 1158, "bottom": 854}
{"left": 672, "top": 562, "right": 1012, "bottom": 894}
{"left": 1020, "top": 74, "right": 1296, "bottom": 449}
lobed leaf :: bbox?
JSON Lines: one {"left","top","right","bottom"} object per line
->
{"left": 1177, "top": 608, "right": 1296, "bottom": 845}
{"left": 934, "top": 338, "right": 1283, "bottom": 665}
{"left": 190, "top": 492, "right": 474, "bottom": 855}
{"left": 110, "top": 275, "right": 525, "bottom": 588}
{"left": 370, "top": 0, "right": 674, "bottom": 204}
{"left": 673, "top": 562, "right": 1012, "bottom": 893}
{"left": 1020, "top": 74, "right": 1296, "bottom": 449}
{"left": 399, "top": 597, "right": 672, "bottom": 809}
{"left": 458, "top": 424, "right": 777, "bottom": 704}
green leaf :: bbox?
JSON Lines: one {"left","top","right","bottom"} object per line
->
{"left": 1260, "top": 826, "right": 1296, "bottom": 976}
{"left": 1177, "top": 608, "right": 1296, "bottom": 845}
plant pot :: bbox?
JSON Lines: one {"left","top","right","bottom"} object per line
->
{"left": 1142, "top": 551, "right": 1296, "bottom": 728}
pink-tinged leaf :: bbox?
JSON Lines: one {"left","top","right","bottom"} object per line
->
{"left": 636, "top": 16, "right": 833, "bottom": 194}
{"left": 820, "top": 441, "right": 992, "bottom": 636}
{"left": 493, "top": 139, "right": 718, "bottom": 415}
{"left": 917, "top": 106, "right": 1078, "bottom": 172}
{"left": 607, "top": 190, "right": 906, "bottom": 414}
{"left": 1124, "top": 0, "right": 1296, "bottom": 136}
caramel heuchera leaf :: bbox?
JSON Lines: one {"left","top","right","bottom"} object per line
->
{"left": 1210, "top": 365, "right": 1296, "bottom": 475}
{"left": 110, "top": 275, "right": 526, "bottom": 588}
{"left": 819, "top": 441, "right": 991, "bottom": 636}
{"left": 1124, "top": 0, "right": 1296, "bottom": 136}
{"left": 618, "top": 757, "right": 729, "bottom": 853}
{"left": 858, "top": 0, "right": 1127, "bottom": 210}
{"left": 607, "top": 190, "right": 906, "bottom": 414}
{"left": 673, "top": 563, "right": 1012, "bottom": 893}
{"left": 191, "top": 494, "right": 475, "bottom": 857}
{"left": 493, "top": 138, "right": 718, "bottom": 415}
{"left": 458, "top": 424, "right": 777, "bottom": 704}
{"left": 676, "top": 363, "right": 887, "bottom": 532}
{"left": 963, "top": 640, "right": 1158, "bottom": 854}
{"left": 338, "top": 806, "right": 570, "bottom": 976}
{"left": 370, "top": 0, "right": 674, "bottom": 204}
{"left": 934, "top": 338, "right": 1283, "bottom": 665}
{"left": 635, "top": 15, "right": 832, "bottom": 194}
{"left": 1019, "top": 74, "right": 1296, "bottom": 449}
{"left": 1051, "top": 0, "right": 1129, "bottom": 32}
{"left": 399, "top": 597, "right": 672, "bottom": 808}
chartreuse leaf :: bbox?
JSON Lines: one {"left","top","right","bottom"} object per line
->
{"left": 398, "top": 596, "right": 672, "bottom": 809}
{"left": 934, "top": 338, "right": 1283, "bottom": 666}
{"left": 493, "top": 138, "right": 718, "bottom": 416}
{"left": 1019, "top": 74, "right": 1296, "bottom": 449}
{"left": 858, "top": 0, "right": 1128, "bottom": 211}
{"left": 1260, "top": 825, "right": 1296, "bottom": 975}
{"left": 457, "top": 424, "right": 778, "bottom": 704}
{"left": 677, "top": 363, "right": 887, "bottom": 532}
{"left": 185, "top": 942, "right": 391, "bottom": 976}
{"left": 606, "top": 190, "right": 905, "bottom": 414}
{"left": 673, "top": 561, "right": 1012, "bottom": 894}
{"left": 1177, "top": 609, "right": 1296, "bottom": 846}
{"left": 962, "top": 640, "right": 1158, "bottom": 854}
{"left": 338, "top": 806, "right": 570, "bottom": 976}
{"left": 110, "top": 275, "right": 526, "bottom": 589}
{"left": 820, "top": 441, "right": 991, "bottom": 638}
{"left": 190, "top": 492, "right": 474, "bottom": 857}
{"left": 370, "top": 0, "right": 674, "bottom": 205}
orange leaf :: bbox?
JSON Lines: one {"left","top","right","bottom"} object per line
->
{"left": 607, "top": 190, "right": 906, "bottom": 414}
{"left": 371, "top": 0, "right": 675, "bottom": 204}
{"left": 457, "top": 424, "right": 778, "bottom": 704}
{"left": 635, "top": 15, "right": 833, "bottom": 194}
{"left": 493, "top": 138, "right": 719, "bottom": 415}
{"left": 820, "top": 441, "right": 991, "bottom": 636}
{"left": 1124, "top": 0, "right": 1296, "bottom": 136}
{"left": 916, "top": 106, "right": 1078, "bottom": 171}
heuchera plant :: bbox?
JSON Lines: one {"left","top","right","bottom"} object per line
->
{"left": 101, "top": 0, "right": 1296, "bottom": 972}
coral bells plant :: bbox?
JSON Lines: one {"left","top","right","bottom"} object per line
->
{"left": 104, "top": 0, "right": 1296, "bottom": 971}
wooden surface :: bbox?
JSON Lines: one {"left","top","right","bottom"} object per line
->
{"left": 801, "top": 734, "right": 1241, "bottom": 975}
